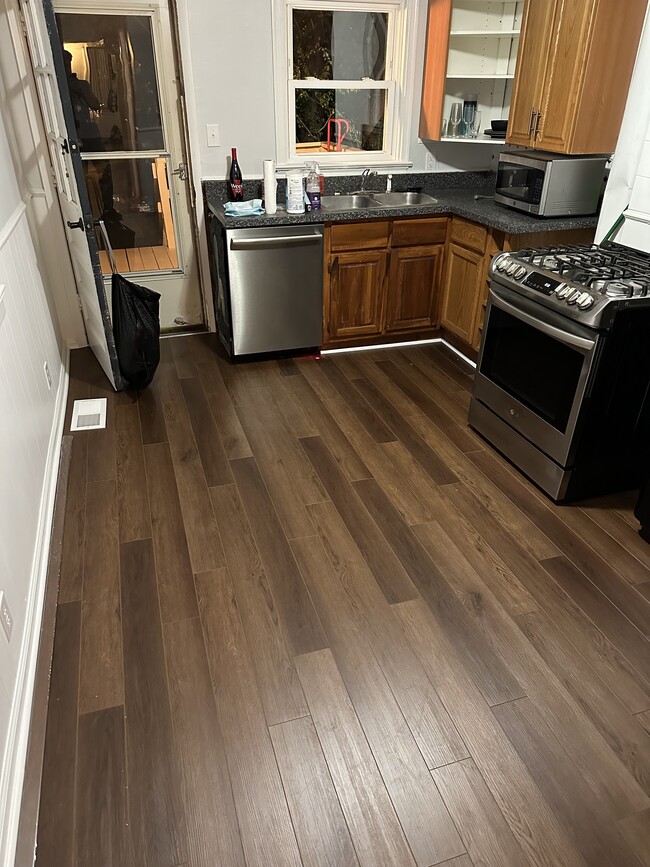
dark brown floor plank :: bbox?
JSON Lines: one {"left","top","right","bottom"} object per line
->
{"left": 291, "top": 535, "right": 465, "bottom": 866}
{"left": 143, "top": 442, "right": 198, "bottom": 623}
{"left": 432, "top": 758, "right": 528, "bottom": 867}
{"left": 286, "top": 374, "right": 372, "bottom": 481}
{"left": 441, "top": 480, "right": 650, "bottom": 712}
{"left": 493, "top": 697, "right": 642, "bottom": 867}
{"left": 75, "top": 706, "right": 131, "bottom": 867}
{"left": 300, "top": 436, "right": 419, "bottom": 604}
{"left": 86, "top": 365, "right": 116, "bottom": 482}
{"left": 164, "top": 616, "right": 246, "bottom": 867}
{"left": 276, "top": 357, "right": 301, "bottom": 376}
{"left": 468, "top": 449, "right": 650, "bottom": 637}
{"left": 79, "top": 480, "right": 124, "bottom": 714}
{"left": 116, "top": 403, "right": 152, "bottom": 542}
{"left": 396, "top": 598, "right": 586, "bottom": 867}
{"left": 181, "top": 377, "right": 233, "bottom": 486}
{"left": 324, "top": 394, "right": 437, "bottom": 525}
{"left": 637, "top": 711, "right": 650, "bottom": 735}
{"left": 617, "top": 808, "right": 650, "bottom": 864}
{"left": 35, "top": 602, "right": 80, "bottom": 867}
{"left": 197, "top": 360, "right": 252, "bottom": 459}
{"left": 377, "top": 357, "right": 480, "bottom": 454}
{"left": 319, "top": 357, "right": 398, "bottom": 444}
{"left": 517, "top": 608, "right": 650, "bottom": 797}
{"left": 542, "top": 555, "right": 650, "bottom": 680}
{"left": 58, "top": 432, "right": 87, "bottom": 603}
{"left": 413, "top": 495, "right": 538, "bottom": 617}
{"left": 295, "top": 648, "right": 418, "bottom": 867}
{"left": 398, "top": 346, "right": 466, "bottom": 395}
{"left": 171, "top": 333, "right": 217, "bottom": 379}
{"left": 236, "top": 386, "right": 325, "bottom": 539}
{"left": 269, "top": 716, "right": 360, "bottom": 867}
{"left": 353, "top": 476, "right": 524, "bottom": 706}
{"left": 167, "top": 419, "right": 225, "bottom": 574}
{"left": 424, "top": 344, "right": 475, "bottom": 391}
{"left": 295, "top": 356, "right": 339, "bottom": 399}
{"left": 139, "top": 339, "right": 189, "bottom": 445}
{"left": 230, "top": 456, "right": 327, "bottom": 655}
{"left": 352, "top": 354, "right": 424, "bottom": 419}
{"left": 306, "top": 500, "right": 469, "bottom": 771}
{"left": 121, "top": 538, "right": 187, "bottom": 867}
{"left": 354, "top": 377, "right": 459, "bottom": 485}
{"left": 210, "top": 483, "right": 309, "bottom": 724}
{"left": 195, "top": 568, "right": 303, "bottom": 866}
{"left": 394, "top": 350, "right": 478, "bottom": 432}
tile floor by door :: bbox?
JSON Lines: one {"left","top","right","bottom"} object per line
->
{"left": 34, "top": 334, "right": 650, "bottom": 867}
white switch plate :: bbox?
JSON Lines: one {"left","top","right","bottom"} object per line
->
{"left": 0, "top": 592, "right": 13, "bottom": 642}
{"left": 0, "top": 285, "right": 6, "bottom": 331}
{"left": 425, "top": 151, "right": 436, "bottom": 172}
{"left": 206, "top": 124, "right": 220, "bottom": 147}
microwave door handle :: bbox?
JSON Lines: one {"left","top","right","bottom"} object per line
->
{"left": 489, "top": 289, "right": 596, "bottom": 352}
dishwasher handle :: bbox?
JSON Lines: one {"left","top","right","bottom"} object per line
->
{"left": 229, "top": 233, "right": 322, "bottom": 250}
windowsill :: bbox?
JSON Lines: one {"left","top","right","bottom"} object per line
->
{"left": 275, "top": 159, "right": 414, "bottom": 174}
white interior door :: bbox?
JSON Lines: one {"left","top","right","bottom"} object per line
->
{"left": 21, "top": 0, "right": 122, "bottom": 388}
{"left": 53, "top": 0, "right": 204, "bottom": 331}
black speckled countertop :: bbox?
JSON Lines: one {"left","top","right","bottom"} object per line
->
{"left": 205, "top": 172, "right": 599, "bottom": 235}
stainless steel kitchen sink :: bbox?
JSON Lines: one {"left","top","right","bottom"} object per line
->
{"left": 373, "top": 191, "right": 438, "bottom": 206}
{"left": 320, "top": 194, "right": 382, "bottom": 211}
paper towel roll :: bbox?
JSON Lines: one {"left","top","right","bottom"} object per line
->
{"left": 263, "top": 159, "right": 277, "bottom": 214}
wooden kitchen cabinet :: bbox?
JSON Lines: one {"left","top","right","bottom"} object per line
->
{"left": 440, "top": 242, "right": 484, "bottom": 345}
{"left": 508, "top": 0, "right": 646, "bottom": 154}
{"left": 327, "top": 249, "right": 388, "bottom": 342}
{"left": 385, "top": 245, "right": 443, "bottom": 332}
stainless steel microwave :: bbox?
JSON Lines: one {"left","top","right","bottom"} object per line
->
{"left": 494, "top": 150, "right": 608, "bottom": 217}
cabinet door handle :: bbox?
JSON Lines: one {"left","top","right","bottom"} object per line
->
{"left": 534, "top": 111, "right": 542, "bottom": 138}
{"left": 528, "top": 108, "right": 538, "bottom": 137}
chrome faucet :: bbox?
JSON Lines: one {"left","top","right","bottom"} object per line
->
{"left": 359, "top": 168, "right": 379, "bottom": 192}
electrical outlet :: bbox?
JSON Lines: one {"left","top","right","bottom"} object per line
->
{"left": 206, "top": 124, "right": 220, "bottom": 147}
{"left": 0, "top": 593, "right": 13, "bottom": 642}
{"left": 43, "top": 361, "right": 52, "bottom": 390}
{"left": 425, "top": 151, "right": 436, "bottom": 172}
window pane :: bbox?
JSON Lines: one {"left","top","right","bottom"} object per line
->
{"left": 295, "top": 88, "right": 386, "bottom": 153}
{"left": 293, "top": 10, "right": 388, "bottom": 80}
{"left": 84, "top": 157, "right": 178, "bottom": 274}
{"left": 56, "top": 13, "right": 164, "bottom": 152}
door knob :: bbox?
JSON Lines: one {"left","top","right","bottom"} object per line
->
{"left": 67, "top": 218, "right": 85, "bottom": 230}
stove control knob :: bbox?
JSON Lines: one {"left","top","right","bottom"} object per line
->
{"left": 515, "top": 266, "right": 527, "bottom": 280}
{"left": 577, "top": 293, "right": 595, "bottom": 310}
{"left": 495, "top": 256, "right": 509, "bottom": 273}
{"left": 554, "top": 283, "right": 566, "bottom": 296}
{"left": 557, "top": 284, "right": 572, "bottom": 299}
{"left": 506, "top": 262, "right": 519, "bottom": 276}
{"left": 566, "top": 289, "right": 581, "bottom": 304}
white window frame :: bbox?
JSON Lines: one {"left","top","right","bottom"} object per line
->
{"left": 272, "top": 0, "right": 417, "bottom": 170}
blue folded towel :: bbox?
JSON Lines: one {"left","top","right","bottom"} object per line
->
{"left": 223, "top": 199, "right": 265, "bottom": 217}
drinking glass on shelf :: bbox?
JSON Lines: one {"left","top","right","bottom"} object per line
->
{"left": 449, "top": 103, "right": 462, "bottom": 138}
{"left": 462, "top": 103, "right": 476, "bottom": 138}
{"left": 470, "top": 111, "right": 482, "bottom": 139}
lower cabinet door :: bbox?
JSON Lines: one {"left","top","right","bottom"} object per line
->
{"left": 385, "top": 244, "right": 444, "bottom": 332}
{"left": 327, "top": 249, "right": 388, "bottom": 341}
{"left": 440, "top": 242, "right": 484, "bottom": 344}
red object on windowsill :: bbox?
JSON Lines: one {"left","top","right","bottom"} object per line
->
{"left": 326, "top": 118, "right": 350, "bottom": 152}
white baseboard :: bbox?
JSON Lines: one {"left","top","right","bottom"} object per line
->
{"left": 0, "top": 348, "right": 70, "bottom": 867}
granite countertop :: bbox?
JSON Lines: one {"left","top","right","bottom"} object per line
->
{"left": 205, "top": 172, "right": 600, "bottom": 235}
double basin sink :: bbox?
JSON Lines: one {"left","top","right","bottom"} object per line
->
{"left": 320, "top": 191, "right": 437, "bottom": 212}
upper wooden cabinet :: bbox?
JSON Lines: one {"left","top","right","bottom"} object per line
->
{"left": 508, "top": 0, "right": 647, "bottom": 153}
{"left": 419, "top": 0, "right": 524, "bottom": 143}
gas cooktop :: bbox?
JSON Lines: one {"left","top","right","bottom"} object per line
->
{"left": 491, "top": 241, "right": 650, "bottom": 329}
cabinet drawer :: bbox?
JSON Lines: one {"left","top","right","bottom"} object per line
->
{"left": 450, "top": 219, "right": 487, "bottom": 254}
{"left": 392, "top": 218, "right": 447, "bottom": 247}
{"left": 330, "top": 221, "right": 391, "bottom": 252}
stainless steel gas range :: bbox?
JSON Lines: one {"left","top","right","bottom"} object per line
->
{"left": 469, "top": 242, "right": 650, "bottom": 502}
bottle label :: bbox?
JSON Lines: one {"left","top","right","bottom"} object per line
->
{"left": 306, "top": 190, "right": 321, "bottom": 210}
{"left": 230, "top": 181, "right": 243, "bottom": 200}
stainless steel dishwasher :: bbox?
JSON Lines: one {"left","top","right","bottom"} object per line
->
{"left": 225, "top": 224, "right": 324, "bottom": 356}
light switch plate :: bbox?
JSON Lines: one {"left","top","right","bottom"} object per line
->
{"left": 425, "top": 151, "right": 436, "bottom": 172}
{"left": 0, "top": 285, "right": 6, "bottom": 331}
{"left": 206, "top": 124, "right": 220, "bottom": 147}
{"left": 0, "top": 592, "right": 13, "bottom": 642}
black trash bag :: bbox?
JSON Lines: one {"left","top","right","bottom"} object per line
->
{"left": 112, "top": 271, "right": 161, "bottom": 389}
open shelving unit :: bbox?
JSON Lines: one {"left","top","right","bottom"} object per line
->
{"left": 420, "top": 0, "right": 524, "bottom": 143}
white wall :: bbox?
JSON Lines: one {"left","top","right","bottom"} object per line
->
{"left": 177, "top": 0, "right": 501, "bottom": 180}
{"left": 0, "top": 48, "right": 68, "bottom": 867}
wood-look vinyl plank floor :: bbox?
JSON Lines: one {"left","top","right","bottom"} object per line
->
{"left": 36, "top": 337, "right": 650, "bottom": 867}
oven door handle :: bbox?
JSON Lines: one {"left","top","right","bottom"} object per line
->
{"left": 489, "top": 289, "right": 596, "bottom": 352}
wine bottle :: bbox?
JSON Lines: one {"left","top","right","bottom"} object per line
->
{"left": 229, "top": 148, "right": 244, "bottom": 201}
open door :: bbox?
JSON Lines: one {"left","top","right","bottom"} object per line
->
{"left": 21, "top": 0, "right": 122, "bottom": 389}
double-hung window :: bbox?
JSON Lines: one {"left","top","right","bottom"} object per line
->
{"left": 273, "top": 0, "right": 415, "bottom": 168}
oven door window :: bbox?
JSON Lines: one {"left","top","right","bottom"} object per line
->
{"left": 480, "top": 305, "right": 586, "bottom": 433}
{"left": 496, "top": 163, "right": 545, "bottom": 205}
